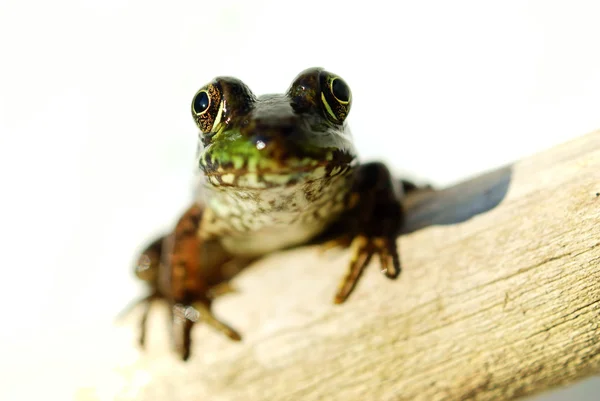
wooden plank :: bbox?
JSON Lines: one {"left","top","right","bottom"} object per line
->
{"left": 98, "top": 130, "right": 600, "bottom": 401}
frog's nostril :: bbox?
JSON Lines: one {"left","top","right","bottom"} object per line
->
{"left": 279, "top": 124, "right": 296, "bottom": 137}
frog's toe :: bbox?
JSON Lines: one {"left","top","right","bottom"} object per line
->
{"left": 206, "top": 282, "right": 238, "bottom": 299}
{"left": 333, "top": 235, "right": 401, "bottom": 304}
{"left": 373, "top": 236, "right": 401, "bottom": 279}
{"left": 172, "top": 304, "right": 195, "bottom": 361}
{"left": 319, "top": 235, "right": 353, "bottom": 254}
{"left": 170, "top": 302, "right": 242, "bottom": 360}
{"left": 116, "top": 293, "right": 159, "bottom": 348}
{"left": 137, "top": 296, "right": 156, "bottom": 347}
{"left": 334, "top": 235, "right": 372, "bottom": 304}
{"left": 191, "top": 302, "right": 242, "bottom": 342}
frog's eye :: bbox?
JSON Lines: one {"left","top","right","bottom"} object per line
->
{"left": 330, "top": 78, "right": 351, "bottom": 103}
{"left": 191, "top": 84, "right": 223, "bottom": 133}
{"left": 320, "top": 74, "right": 352, "bottom": 124}
{"left": 193, "top": 90, "right": 210, "bottom": 114}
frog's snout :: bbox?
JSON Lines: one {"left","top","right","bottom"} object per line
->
{"left": 244, "top": 115, "right": 304, "bottom": 151}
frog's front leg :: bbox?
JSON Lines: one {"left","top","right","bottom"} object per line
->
{"left": 124, "top": 204, "right": 248, "bottom": 361}
{"left": 333, "top": 162, "right": 406, "bottom": 304}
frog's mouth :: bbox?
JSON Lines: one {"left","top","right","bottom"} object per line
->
{"left": 200, "top": 148, "right": 355, "bottom": 189}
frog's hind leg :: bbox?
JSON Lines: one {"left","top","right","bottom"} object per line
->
{"left": 334, "top": 162, "right": 405, "bottom": 304}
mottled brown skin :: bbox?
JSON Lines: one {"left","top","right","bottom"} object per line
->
{"left": 124, "top": 67, "right": 419, "bottom": 360}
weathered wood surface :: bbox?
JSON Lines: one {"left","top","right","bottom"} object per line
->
{"left": 102, "top": 130, "right": 600, "bottom": 401}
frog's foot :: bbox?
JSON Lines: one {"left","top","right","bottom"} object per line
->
{"left": 333, "top": 162, "right": 404, "bottom": 304}
{"left": 334, "top": 235, "right": 399, "bottom": 304}
{"left": 171, "top": 301, "right": 242, "bottom": 361}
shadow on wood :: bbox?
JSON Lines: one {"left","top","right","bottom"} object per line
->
{"left": 403, "top": 165, "right": 513, "bottom": 233}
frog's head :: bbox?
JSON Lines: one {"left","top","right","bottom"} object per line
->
{"left": 191, "top": 67, "right": 357, "bottom": 188}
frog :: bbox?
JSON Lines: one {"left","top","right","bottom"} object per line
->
{"left": 124, "top": 67, "right": 414, "bottom": 360}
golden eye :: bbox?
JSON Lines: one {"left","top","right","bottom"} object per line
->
{"left": 320, "top": 73, "right": 352, "bottom": 124}
{"left": 191, "top": 84, "right": 222, "bottom": 133}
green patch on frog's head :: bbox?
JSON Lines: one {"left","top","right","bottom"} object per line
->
{"left": 191, "top": 68, "right": 357, "bottom": 188}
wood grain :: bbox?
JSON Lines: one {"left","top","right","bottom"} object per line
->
{"left": 99, "top": 130, "right": 600, "bottom": 401}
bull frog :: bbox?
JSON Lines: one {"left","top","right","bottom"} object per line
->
{"left": 125, "top": 67, "right": 410, "bottom": 360}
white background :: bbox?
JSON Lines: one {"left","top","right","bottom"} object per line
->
{"left": 1, "top": 0, "right": 599, "bottom": 399}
